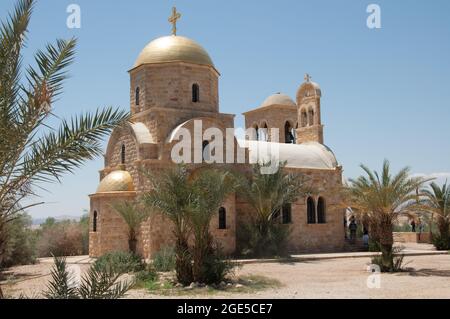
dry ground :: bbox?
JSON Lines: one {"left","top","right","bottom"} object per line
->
{"left": 2, "top": 254, "right": 450, "bottom": 299}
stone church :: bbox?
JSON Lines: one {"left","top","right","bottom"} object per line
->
{"left": 89, "top": 9, "right": 345, "bottom": 258}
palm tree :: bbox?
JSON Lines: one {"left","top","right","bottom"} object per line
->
{"left": 190, "top": 169, "right": 236, "bottom": 283}
{"left": 423, "top": 182, "right": 450, "bottom": 249}
{"left": 111, "top": 201, "right": 149, "bottom": 254}
{"left": 345, "top": 160, "right": 427, "bottom": 271}
{"left": 142, "top": 165, "right": 194, "bottom": 285}
{"left": 238, "top": 162, "right": 310, "bottom": 257}
{"left": 0, "top": 0, "right": 129, "bottom": 298}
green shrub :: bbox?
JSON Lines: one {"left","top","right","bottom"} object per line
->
{"left": 370, "top": 247, "right": 406, "bottom": 273}
{"left": 368, "top": 240, "right": 381, "bottom": 252}
{"left": 44, "top": 256, "right": 133, "bottom": 299}
{"left": 432, "top": 234, "right": 450, "bottom": 251}
{"left": 152, "top": 246, "right": 176, "bottom": 272}
{"left": 237, "top": 222, "right": 290, "bottom": 258}
{"left": 1, "top": 213, "right": 37, "bottom": 268}
{"left": 94, "top": 251, "right": 144, "bottom": 273}
{"left": 198, "top": 250, "right": 235, "bottom": 285}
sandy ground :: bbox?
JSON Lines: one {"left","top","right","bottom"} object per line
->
{"left": 2, "top": 254, "right": 450, "bottom": 299}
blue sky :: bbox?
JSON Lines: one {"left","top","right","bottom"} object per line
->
{"left": 1, "top": 0, "right": 449, "bottom": 218}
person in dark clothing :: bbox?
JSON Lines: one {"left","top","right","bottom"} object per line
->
{"left": 349, "top": 219, "right": 358, "bottom": 243}
{"left": 411, "top": 220, "right": 416, "bottom": 232}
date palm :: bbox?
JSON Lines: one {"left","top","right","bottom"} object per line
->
{"left": 345, "top": 160, "right": 427, "bottom": 271}
{"left": 0, "top": 0, "right": 129, "bottom": 297}
{"left": 111, "top": 201, "right": 149, "bottom": 254}
{"left": 423, "top": 182, "right": 450, "bottom": 248}
{"left": 190, "top": 169, "right": 236, "bottom": 283}
{"left": 238, "top": 162, "right": 310, "bottom": 257}
{"left": 142, "top": 165, "right": 194, "bottom": 285}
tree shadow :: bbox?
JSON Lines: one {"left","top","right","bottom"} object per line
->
{"left": 408, "top": 268, "right": 450, "bottom": 278}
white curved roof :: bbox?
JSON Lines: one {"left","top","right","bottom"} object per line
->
{"left": 238, "top": 140, "right": 338, "bottom": 169}
{"left": 131, "top": 122, "right": 154, "bottom": 144}
{"left": 260, "top": 93, "right": 296, "bottom": 108}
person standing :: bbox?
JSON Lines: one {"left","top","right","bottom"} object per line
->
{"left": 349, "top": 218, "right": 358, "bottom": 244}
{"left": 411, "top": 219, "right": 416, "bottom": 233}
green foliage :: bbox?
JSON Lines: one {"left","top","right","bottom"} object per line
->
{"left": 370, "top": 247, "right": 406, "bottom": 273}
{"left": 0, "top": 0, "right": 129, "bottom": 298}
{"left": 43, "top": 256, "right": 78, "bottom": 299}
{"left": 237, "top": 222, "right": 290, "bottom": 258}
{"left": 94, "top": 251, "right": 144, "bottom": 274}
{"left": 111, "top": 201, "right": 149, "bottom": 253}
{"left": 194, "top": 246, "right": 235, "bottom": 285}
{"left": 432, "top": 234, "right": 450, "bottom": 251}
{"left": 345, "top": 160, "right": 428, "bottom": 270}
{"left": 236, "top": 162, "right": 306, "bottom": 258}
{"left": 44, "top": 256, "right": 133, "bottom": 299}
{"left": 152, "top": 246, "right": 176, "bottom": 272}
{"left": 1, "top": 213, "right": 37, "bottom": 268}
{"left": 368, "top": 239, "right": 381, "bottom": 252}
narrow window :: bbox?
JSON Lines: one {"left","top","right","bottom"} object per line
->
{"left": 282, "top": 204, "right": 292, "bottom": 224}
{"left": 219, "top": 207, "right": 227, "bottom": 229}
{"left": 93, "top": 211, "right": 98, "bottom": 232}
{"left": 308, "top": 109, "right": 314, "bottom": 126}
{"left": 253, "top": 125, "right": 259, "bottom": 140}
{"left": 301, "top": 110, "right": 307, "bottom": 127}
{"left": 307, "top": 197, "right": 316, "bottom": 224}
{"left": 259, "top": 123, "right": 269, "bottom": 141}
{"left": 317, "top": 197, "right": 326, "bottom": 224}
{"left": 192, "top": 84, "right": 200, "bottom": 103}
{"left": 121, "top": 144, "right": 126, "bottom": 165}
{"left": 135, "top": 87, "right": 140, "bottom": 106}
{"left": 284, "top": 122, "right": 295, "bottom": 144}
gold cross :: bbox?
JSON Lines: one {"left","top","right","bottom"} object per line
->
{"left": 168, "top": 7, "right": 181, "bottom": 36}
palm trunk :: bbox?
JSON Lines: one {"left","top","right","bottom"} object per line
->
{"left": 192, "top": 228, "right": 214, "bottom": 284}
{"left": 175, "top": 235, "right": 193, "bottom": 286}
{"left": 378, "top": 219, "right": 394, "bottom": 271}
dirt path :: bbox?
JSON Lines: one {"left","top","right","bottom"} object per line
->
{"left": 3, "top": 254, "right": 450, "bottom": 299}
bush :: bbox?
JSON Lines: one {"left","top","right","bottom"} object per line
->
{"left": 197, "top": 249, "right": 235, "bottom": 285}
{"left": 237, "top": 222, "right": 290, "bottom": 258}
{"left": 370, "top": 246, "right": 405, "bottom": 273}
{"left": 1, "top": 213, "right": 37, "bottom": 268}
{"left": 152, "top": 247, "right": 176, "bottom": 272}
{"left": 94, "top": 251, "right": 145, "bottom": 273}
{"left": 368, "top": 240, "right": 381, "bottom": 252}
{"left": 432, "top": 234, "right": 450, "bottom": 251}
{"left": 44, "top": 256, "right": 133, "bottom": 299}
{"left": 36, "top": 220, "right": 86, "bottom": 257}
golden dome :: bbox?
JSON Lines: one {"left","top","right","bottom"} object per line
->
{"left": 97, "top": 171, "right": 135, "bottom": 193}
{"left": 133, "top": 35, "right": 214, "bottom": 69}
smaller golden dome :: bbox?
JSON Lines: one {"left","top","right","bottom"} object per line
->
{"left": 133, "top": 35, "right": 214, "bottom": 69}
{"left": 97, "top": 171, "right": 135, "bottom": 193}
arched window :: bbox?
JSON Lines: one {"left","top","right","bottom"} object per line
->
{"left": 93, "top": 211, "right": 98, "bottom": 232}
{"left": 284, "top": 122, "right": 295, "bottom": 144}
{"left": 219, "top": 207, "right": 227, "bottom": 229}
{"left": 252, "top": 124, "right": 259, "bottom": 141}
{"left": 135, "top": 87, "right": 140, "bottom": 106}
{"left": 259, "top": 123, "right": 269, "bottom": 141}
{"left": 307, "top": 197, "right": 316, "bottom": 224}
{"left": 202, "top": 140, "right": 210, "bottom": 162}
{"left": 308, "top": 108, "right": 314, "bottom": 126}
{"left": 282, "top": 203, "right": 292, "bottom": 224}
{"left": 192, "top": 84, "right": 200, "bottom": 103}
{"left": 317, "top": 197, "right": 326, "bottom": 224}
{"left": 301, "top": 110, "right": 307, "bottom": 127}
{"left": 121, "top": 144, "right": 126, "bottom": 165}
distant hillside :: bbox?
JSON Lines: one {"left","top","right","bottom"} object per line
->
{"left": 32, "top": 215, "right": 82, "bottom": 226}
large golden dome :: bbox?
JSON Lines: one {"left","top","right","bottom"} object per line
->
{"left": 96, "top": 171, "right": 135, "bottom": 193}
{"left": 133, "top": 35, "right": 214, "bottom": 69}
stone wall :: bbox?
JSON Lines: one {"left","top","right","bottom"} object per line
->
{"left": 130, "top": 63, "right": 219, "bottom": 115}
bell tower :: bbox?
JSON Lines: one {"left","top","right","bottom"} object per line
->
{"left": 296, "top": 74, "right": 324, "bottom": 144}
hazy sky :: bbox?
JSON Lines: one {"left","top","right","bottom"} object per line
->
{"left": 1, "top": 0, "right": 449, "bottom": 218}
